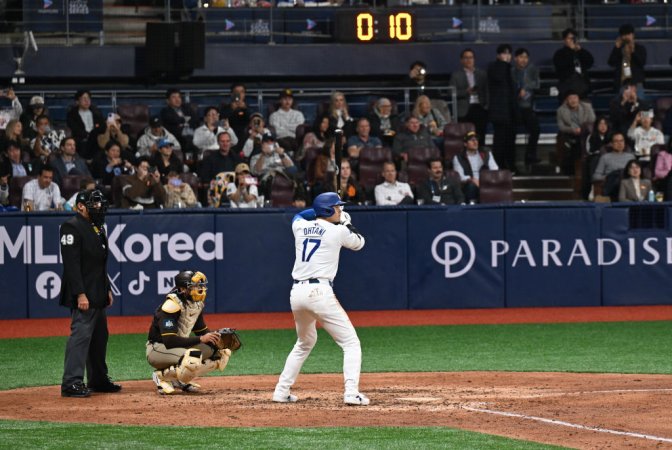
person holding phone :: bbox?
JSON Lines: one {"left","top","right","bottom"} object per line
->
{"left": 226, "top": 163, "right": 259, "bottom": 208}
{"left": 553, "top": 28, "right": 594, "bottom": 101}
{"left": 220, "top": 83, "right": 250, "bottom": 144}
{"left": 96, "top": 112, "right": 129, "bottom": 153}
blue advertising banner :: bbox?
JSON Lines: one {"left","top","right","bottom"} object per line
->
{"left": 504, "top": 207, "right": 601, "bottom": 307}
{"left": 0, "top": 217, "right": 28, "bottom": 319}
{"left": 407, "top": 208, "right": 505, "bottom": 309}
{"left": 116, "top": 213, "right": 219, "bottom": 316}
{"left": 601, "top": 207, "right": 672, "bottom": 306}
{"left": 23, "top": 0, "right": 103, "bottom": 33}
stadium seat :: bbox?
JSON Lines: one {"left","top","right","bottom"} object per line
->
{"left": 117, "top": 104, "right": 150, "bottom": 141}
{"left": 358, "top": 146, "right": 391, "bottom": 188}
{"left": 479, "top": 170, "right": 513, "bottom": 204}
{"left": 443, "top": 122, "right": 475, "bottom": 167}
{"left": 60, "top": 175, "right": 88, "bottom": 201}
{"left": 294, "top": 123, "right": 311, "bottom": 148}
{"left": 270, "top": 174, "right": 295, "bottom": 207}
{"left": 406, "top": 146, "right": 440, "bottom": 186}
{"left": 9, "top": 176, "right": 37, "bottom": 208}
{"left": 179, "top": 172, "right": 200, "bottom": 199}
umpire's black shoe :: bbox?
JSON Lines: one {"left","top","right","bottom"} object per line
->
{"left": 61, "top": 382, "right": 91, "bottom": 398}
{"left": 88, "top": 381, "right": 122, "bottom": 393}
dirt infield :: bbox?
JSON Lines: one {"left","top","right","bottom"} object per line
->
{"left": 1, "top": 372, "right": 671, "bottom": 449}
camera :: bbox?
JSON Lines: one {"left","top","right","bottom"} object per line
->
{"left": 233, "top": 94, "right": 241, "bottom": 103}
{"left": 419, "top": 68, "right": 426, "bottom": 75}
{"left": 244, "top": 176, "right": 257, "bottom": 186}
{"left": 148, "top": 166, "right": 157, "bottom": 174}
{"left": 253, "top": 118, "right": 261, "bottom": 127}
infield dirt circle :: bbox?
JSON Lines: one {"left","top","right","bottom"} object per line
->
{"left": 1, "top": 307, "right": 672, "bottom": 450}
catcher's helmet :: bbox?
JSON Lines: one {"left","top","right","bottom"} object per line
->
{"left": 313, "top": 192, "right": 346, "bottom": 218}
{"left": 175, "top": 270, "right": 208, "bottom": 301}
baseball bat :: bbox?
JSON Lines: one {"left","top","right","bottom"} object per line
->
{"left": 334, "top": 129, "right": 344, "bottom": 196}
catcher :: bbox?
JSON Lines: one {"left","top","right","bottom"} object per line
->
{"left": 146, "top": 270, "right": 241, "bottom": 394}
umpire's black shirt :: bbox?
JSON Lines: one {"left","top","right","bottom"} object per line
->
{"left": 59, "top": 213, "right": 110, "bottom": 309}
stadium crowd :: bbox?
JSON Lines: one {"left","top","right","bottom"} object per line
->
{"left": 1, "top": 22, "right": 672, "bottom": 210}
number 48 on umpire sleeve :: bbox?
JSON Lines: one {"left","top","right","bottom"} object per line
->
{"left": 301, "top": 238, "right": 321, "bottom": 262}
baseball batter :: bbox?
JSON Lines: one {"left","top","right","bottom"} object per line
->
{"left": 146, "top": 270, "right": 231, "bottom": 395}
{"left": 273, "top": 192, "right": 369, "bottom": 406}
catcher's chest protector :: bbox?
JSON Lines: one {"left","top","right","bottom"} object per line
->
{"left": 176, "top": 299, "right": 205, "bottom": 337}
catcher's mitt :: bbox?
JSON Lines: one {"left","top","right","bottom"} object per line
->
{"left": 214, "top": 328, "right": 242, "bottom": 352}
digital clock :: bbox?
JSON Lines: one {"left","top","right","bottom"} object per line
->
{"left": 335, "top": 11, "right": 416, "bottom": 43}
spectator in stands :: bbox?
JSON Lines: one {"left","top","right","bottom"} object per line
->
{"left": 311, "top": 136, "right": 338, "bottom": 198}
{"left": 0, "top": 166, "right": 9, "bottom": 207}
{"left": 450, "top": 48, "right": 488, "bottom": 146}
{"left": 654, "top": 144, "right": 672, "bottom": 200}
{"left": 582, "top": 116, "right": 612, "bottom": 200}
{"left": 96, "top": 112, "right": 130, "bottom": 155}
{"left": 416, "top": 158, "right": 464, "bottom": 205}
{"left": 374, "top": 161, "right": 413, "bottom": 206}
{"left": 553, "top": 28, "right": 594, "bottom": 101}
{"left": 406, "top": 61, "right": 428, "bottom": 98}
{"left": 593, "top": 132, "right": 635, "bottom": 200}
{"left": 608, "top": 24, "right": 647, "bottom": 94}
{"left": 609, "top": 80, "right": 647, "bottom": 137}
{"left": 226, "top": 163, "right": 259, "bottom": 208}
{"left": 20, "top": 96, "right": 47, "bottom": 140}
{"left": 220, "top": 83, "right": 250, "bottom": 144}
{"left": 0, "top": 119, "right": 30, "bottom": 155}
{"left": 66, "top": 90, "right": 105, "bottom": 160}
{"left": 453, "top": 131, "right": 499, "bottom": 204}
{"left": 149, "top": 138, "right": 183, "bottom": 182}
{"left": 556, "top": 91, "right": 595, "bottom": 174}
{"left": 198, "top": 131, "right": 241, "bottom": 184}
{"left": 618, "top": 160, "right": 651, "bottom": 202}
{"left": 160, "top": 88, "right": 197, "bottom": 149}
{"left": 120, "top": 157, "right": 166, "bottom": 209}
{"left": 512, "top": 48, "right": 541, "bottom": 166}
{"left": 392, "top": 116, "right": 435, "bottom": 168}
{"left": 301, "top": 114, "right": 331, "bottom": 152}
{"left": 241, "top": 112, "right": 271, "bottom": 159}
{"left": 368, "top": 97, "right": 400, "bottom": 147}
{"left": 64, "top": 177, "right": 96, "bottom": 211}
{"left": 51, "top": 137, "right": 92, "bottom": 187}
{"left": 136, "top": 116, "right": 181, "bottom": 159}
{"left": 412, "top": 95, "right": 448, "bottom": 138}
{"left": 1, "top": 140, "right": 35, "bottom": 178}
{"left": 346, "top": 118, "right": 382, "bottom": 175}
{"left": 328, "top": 91, "right": 355, "bottom": 137}
{"left": 21, "top": 165, "right": 63, "bottom": 211}
{"left": 291, "top": 193, "right": 307, "bottom": 209}
{"left": 164, "top": 170, "right": 198, "bottom": 209}
{"left": 488, "top": 44, "right": 517, "bottom": 172}
{"left": 31, "top": 115, "right": 66, "bottom": 162}
{"left": 627, "top": 110, "right": 664, "bottom": 167}
{"left": 339, "top": 158, "right": 365, "bottom": 205}
{"left": 250, "top": 133, "right": 296, "bottom": 183}
{"left": 269, "top": 88, "right": 305, "bottom": 156}
{"left": 192, "top": 107, "right": 238, "bottom": 156}
{"left": 91, "top": 141, "right": 135, "bottom": 187}
{"left": 0, "top": 86, "right": 23, "bottom": 131}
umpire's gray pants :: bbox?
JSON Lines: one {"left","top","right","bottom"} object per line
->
{"left": 146, "top": 341, "right": 214, "bottom": 370}
{"left": 62, "top": 307, "right": 109, "bottom": 388}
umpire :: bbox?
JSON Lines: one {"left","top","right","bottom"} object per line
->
{"left": 59, "top": 190, "right": 121, "bottom": 398}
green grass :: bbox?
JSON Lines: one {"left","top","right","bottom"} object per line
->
{"left": 1, "top": 321, "right": 670, "bottom": 390}
{"left": 0, "top": 421, "right": 567, "bottom": 449}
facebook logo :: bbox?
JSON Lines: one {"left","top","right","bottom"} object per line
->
{"left": 36, "top": 271, "right": 61, "bottom": 300}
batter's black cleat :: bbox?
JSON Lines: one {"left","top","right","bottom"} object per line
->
{"left": 61, "top": 382, "right": 91, "bottom": 398}
{"left": 88, "top": 381, "right": 122, "bottom": 393}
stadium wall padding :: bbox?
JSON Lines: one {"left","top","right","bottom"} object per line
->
{"left": 1, "top": 204, "right": 671, "bottom": 319}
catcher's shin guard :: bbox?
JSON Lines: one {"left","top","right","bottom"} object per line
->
{"left": 176, "top": 348, "right": 202, "bottom": 384}
{"left": 213, "top": 349, "right": 232, "bottom": 371}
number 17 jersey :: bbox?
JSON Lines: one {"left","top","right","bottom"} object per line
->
{"left": 291, "top": 216, "right": 365, "bottom": 282}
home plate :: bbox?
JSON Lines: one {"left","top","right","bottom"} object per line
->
{"left": 397, "top": 397, "right": 442, "bottom": 403}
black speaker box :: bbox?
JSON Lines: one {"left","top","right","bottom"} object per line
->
{"left": 145, "top": 22, "right": 205, "bottom": 74}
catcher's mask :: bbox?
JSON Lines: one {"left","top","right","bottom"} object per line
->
{"left": 76, "top": 189, "right": 108, "bottom": 228}
{"left": 175, "top": 270, "right": 208, "bottom": 301}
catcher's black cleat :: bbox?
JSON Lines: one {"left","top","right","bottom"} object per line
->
{"left": 61, "top": 382, "right": 91, "bottom": 398}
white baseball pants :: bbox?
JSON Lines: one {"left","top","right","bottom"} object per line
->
{"left": 275, "top": 282, "right": 362, "bottom": 396}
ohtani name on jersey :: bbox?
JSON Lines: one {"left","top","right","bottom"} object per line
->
{"left": 303, "top": 226, "right": 326, "bottom": 237}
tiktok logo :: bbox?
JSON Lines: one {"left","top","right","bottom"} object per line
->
{"left": 36, "top": 271, "right": 61, "bottom": 300}
{"left": 431, "top": 231, "right": 476, "bottom": 278}
{"left": 129, "top": 271, "right": 150, "bottom": 295}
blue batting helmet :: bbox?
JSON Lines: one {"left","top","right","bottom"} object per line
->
{"left": 313, "top": 192, "right": 346, "bottom": 218}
